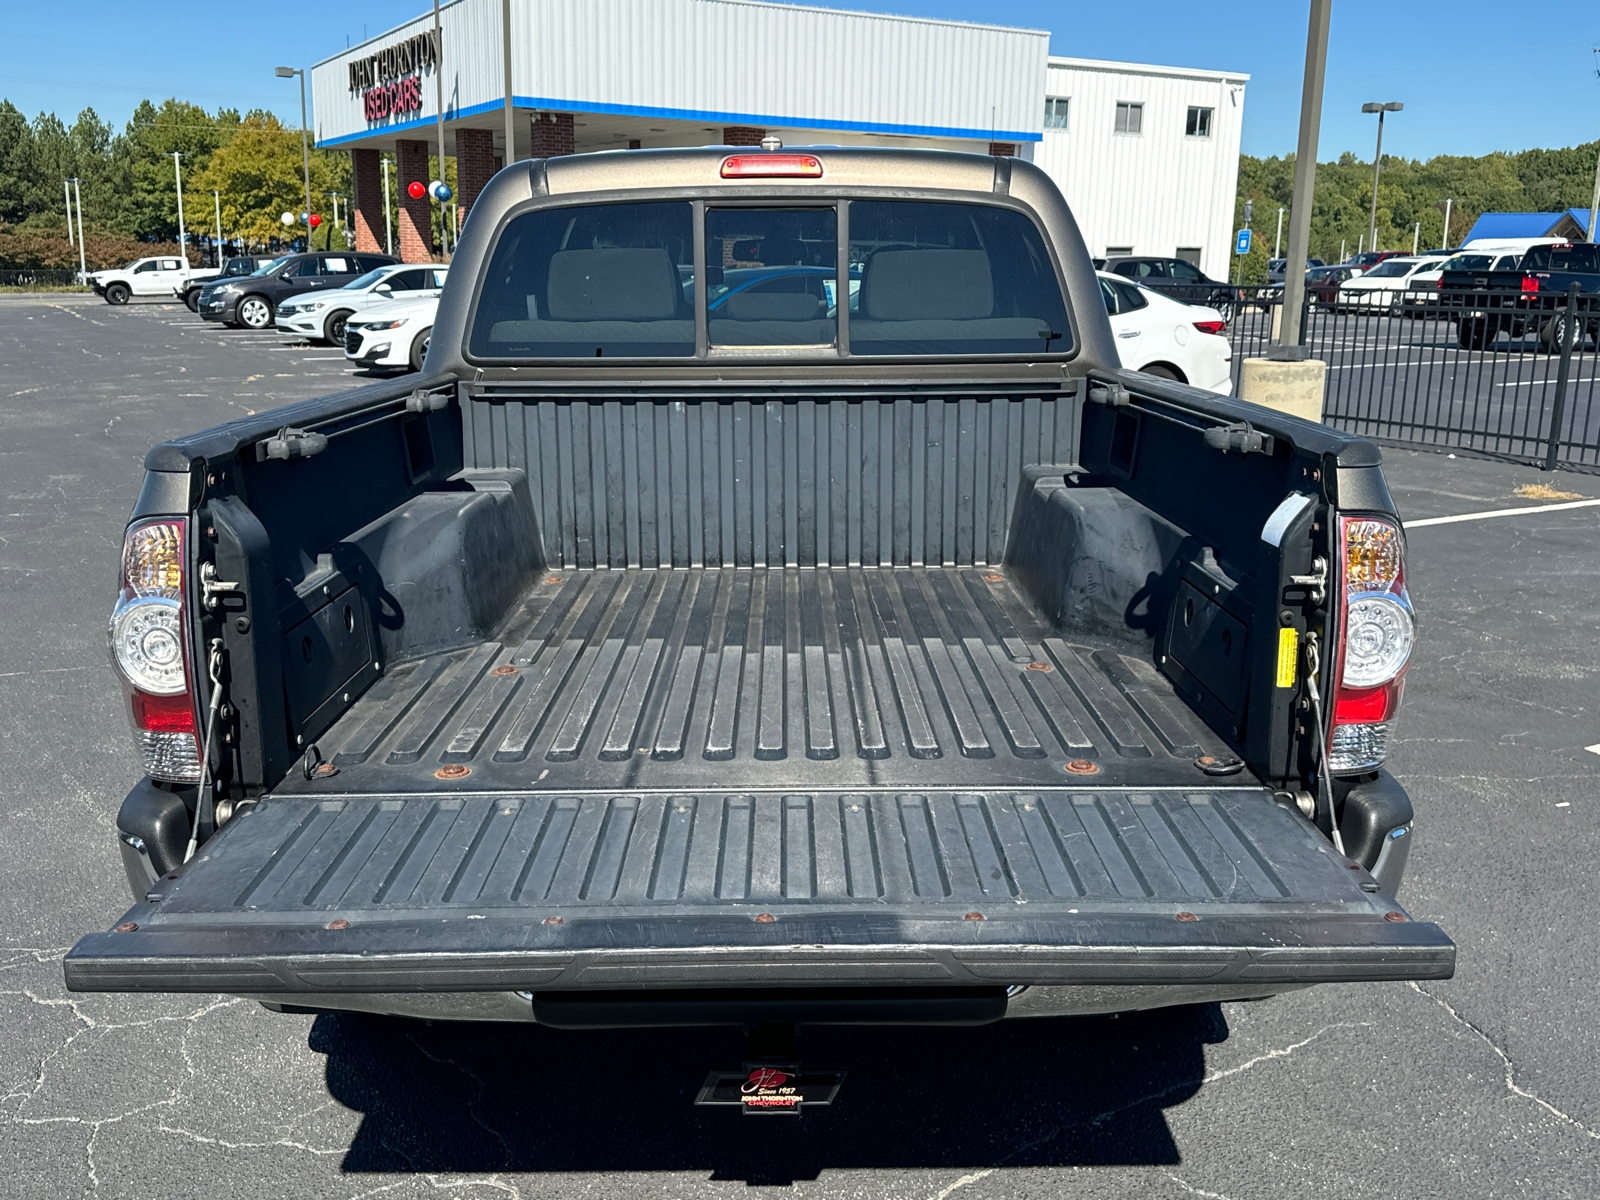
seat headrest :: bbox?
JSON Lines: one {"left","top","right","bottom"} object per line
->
{"left": 862, "top": 249, "right": 994, "bottom": 321}
{"left": 546, "top": 248, "right": 679, "bottom": 320}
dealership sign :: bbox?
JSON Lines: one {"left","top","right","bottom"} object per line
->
{"left": 349, "top": 29, "right": 439, "bottom": 122}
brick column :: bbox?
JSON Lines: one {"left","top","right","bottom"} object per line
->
{"left": 455, "top": 128, "right": 497, "bottom": 226}
{"left": 395, "top": 138, "right": 433, "bottom": 262}
{"left": 349, "top": 148, "right": 384, "bottom": 253}
{"left": 724, "top": 125, "right": 765, "bottom": 146}
{"left": 530, "top": 112, "right": 574, "bottom": 158}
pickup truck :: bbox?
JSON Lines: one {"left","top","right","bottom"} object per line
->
{"left": 89, "top": 255, "right": 218, "bottom": 306}
{"left": 68, "top": 147, "right": 1450, "bottom": 1091}
{"left": 1438, "top": 241, "right": 1600, "bottom": 350}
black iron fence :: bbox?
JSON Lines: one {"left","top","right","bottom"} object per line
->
{"left": 0, "top": 268, "right": 83, "bottom": 287}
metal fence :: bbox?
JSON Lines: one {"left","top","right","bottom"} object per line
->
{"left": 0, "top": 268, "right": 83, "bottom": 287}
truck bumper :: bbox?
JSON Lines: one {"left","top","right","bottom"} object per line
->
{"left": 67, "top": 787, "right": 1454, "bottom": 1003}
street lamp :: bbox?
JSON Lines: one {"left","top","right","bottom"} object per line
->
{"left": 1361, "top": 101, "right": 1403, "bottom": 256}
{"left": 275, "top": 66, "right": 313, "bottom": 253}
{"left": 170, "top": 152, "right": 187, "bottom": 263}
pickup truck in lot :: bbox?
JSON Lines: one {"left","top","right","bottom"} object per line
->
{"left": 70, "top": 147, "right": 1450, "bottom": 1088}
{"left": 89, "top": 255, "right": 217, "bottom": 306}
{"left": 1438, "top": 241, "right": 1600, "bottom": 350}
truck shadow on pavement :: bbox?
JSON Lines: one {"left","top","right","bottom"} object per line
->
{"left": 312, "top": 1002, "right": 1229, "bottom": 1181}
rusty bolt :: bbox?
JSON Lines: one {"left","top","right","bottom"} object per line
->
{"left": 754, "top": 913, "right": 777, "bottom": 924}
{"left": 326, "top": 918, "right": 350, "bottom": 930}
{"left": 1384, "top": 911, "right": 1408, "bottom": 922}
{"left": 434, "top": 764, "right": 472, "bottom": 780}
{"left": 1065, "top": 759, "right": 1100, "bottom": 775}
{"left": 964, "top": 911, "right": 985, "bottom": 921}
{"left": 1175, "top": 912, "right": 1199, "bottom": 922}
{"left": 114, "top": 921, "right": 138, "bottom": 933}
{"left": 543, "top": 916, "right": 564, "bottom": 926}
{"left": 544, "top": 576, "right": 564, "bottom": 585}
{"left": 983, "top": 573, "right": 1005, "bottom": 583}
{"left": 491, "top": 665, "right": 519, "bottom": 677}
{"left": 1025, "top": 661, "right": 1052, "bottom": 673}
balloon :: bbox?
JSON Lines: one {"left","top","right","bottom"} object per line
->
{"left": 308, "top": 214, "right": 321, "bottom": 228}
{"left": 407, "top": 181, "right": 426, "bottom": 199}
{"left": 280, "top": 212, "right": 295, "bottom": 226}
{"left": 429, "top": 181, "right": 453, "bottom": 203}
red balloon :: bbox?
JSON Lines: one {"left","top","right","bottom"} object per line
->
{"left": 308, "top": 214, "right": 322, "bottom": 228}
{"left": 407, "top": 181, "right": 426, "bottom": 199}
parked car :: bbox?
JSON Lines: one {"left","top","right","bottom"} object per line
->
{"left": 1400, "top": 248, "right": 1524, "bottom": 319}
{"left": 88, "top": 255, "right": 217, "bottom": 306}
{"left": 1099, "top": 272, "right": 1231, "bottom": 392}
{"left": 1439, "top": 241, "right": 1600, "bottom": 350}
{"left": 69, "top": 147, "right": 1451, "bottom": 1064}
{"left": 277, "top": 263, "right": 447, "bottom": 345}
{"left": 177, "top": 256, "right": 275, "bottom": 312}
{"left": 1102, "top": 255, "right": 1231, "bottom": 305}
{"left": 1341, "top": 250, "right": 1408, "bottom": 271}
{"left": 342, "top": 291, "right": 441, "bottom": 371}
{"left": 196, "top": 251, "right": 396, "bottom": 330}
{"left": 1266, "top": 257, "right": 1324, "bottom": 285}
{"left": 1308, "top": 265, "right": 1362, "bottom": 306}
{"left": 1333, "top": 256, "right": 1449, "bottom": 313}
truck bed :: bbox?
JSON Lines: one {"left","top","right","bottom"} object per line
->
{"left": 68, "top": 564, "right": 1453, "bottom": 997}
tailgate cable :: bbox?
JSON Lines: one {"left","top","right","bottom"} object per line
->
{"left": 1302, "top": 634, "right": 1346, "bottom": 856}
{"left": 182, "top": 640, "right": 227, "bottom": 864}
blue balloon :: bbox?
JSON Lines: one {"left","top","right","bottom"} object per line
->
{"left": 429, "top": 181, "right": 453, "bottom": 203}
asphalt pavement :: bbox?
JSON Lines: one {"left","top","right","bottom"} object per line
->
{"left": 3, "top": 296, "right": 1598, "bottom": 1199}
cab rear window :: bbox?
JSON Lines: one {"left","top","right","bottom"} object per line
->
{"left": 468, "top": 198, "right": 1072, "bottom": 360}
{"left": 1522, "top": 244, "right": 1599, "bottom": 273}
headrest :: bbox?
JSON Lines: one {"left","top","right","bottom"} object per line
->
{"left": 546, "top": 248, "right": 679, "bottom": 320}
{"left": 862, "top": 249, "right": 993, "bottom": 321}
{"left": 719, "top": 291, "right": 823, "bottom": 321}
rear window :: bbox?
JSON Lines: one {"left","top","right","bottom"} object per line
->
{"left": 468, "top": 198, "right": 1070, "bottom": 359}
{"left": 1522, "top": 244, "right": 1599, "bottom": 273}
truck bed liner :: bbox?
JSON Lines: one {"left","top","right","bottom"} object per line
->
{"left": 292, "top": 565, "right": 1232, "bottom": 795}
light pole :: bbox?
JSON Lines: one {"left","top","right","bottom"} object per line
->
{"left": 432, "top": 0, "right": 449, "bottom": 260}
{"left": 381, "top": 156, "right": 393, "bottom": 255}
{"left": 502, "top": 0, "right": 516, "bottom": 163}
{"left": 170, "top": 152, "right": 187, "bottom": 263}
{"left": 1440, "top": 197, "right": 1453, "bottom": 251}
{"left": 64, "top": 181, "right": 74, "bottom": 246}
{"left": 1274, "top": 207, "right": 1285, "bottom": 260}
{"left": 213, "top": 190, "right": 223, "bottom": 264}
{"left": 275, "top": 66, "right": 313, "bottom": 253}
{"left": 1412, "top": 222, "right": 1420, "bottom": 255}
{"left": 1277, "top": 0, "right": 1331, "bottom": 350}
{"left": 69, "top": 178, "right": 87, "bottom": 283}
{"left": 1361, "top": 101, "right": 1403, "bottom": 256}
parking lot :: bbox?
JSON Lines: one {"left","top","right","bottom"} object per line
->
{"left": 4, "top": 294, "right": 1599, "bottom": 1199}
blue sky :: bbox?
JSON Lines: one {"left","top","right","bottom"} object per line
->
{"left": 6, "top": 0, "right": 1598, "bottom": 161}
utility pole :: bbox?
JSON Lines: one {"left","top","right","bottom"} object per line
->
{"left": 433, "top": 0, "right": 449, "bottom": 260}
{"left": 1278, "top": 0, "right": 1331, "bottom": 350}
{"left": 171, "top": 152, "right": 187, "bottom": 263}
{"left": 1361, "top": 101, "right": 1403, "bottom": 255}
{"left": 502, "top": 0, "right": 516, "bottom": 163}
{"left": 275, "top": 66, "right": 313, "bottom": 253}
{"left": 1275, "top": 207, "right": 1285, "bottom": 260}
{"left": 213, "top": 190, "right": 223, "bottom": 265}
{"left": 64, "top": 181, "right": 74, "bottom": 246}
{"left": 381, "top": 156, "right": 393, "bottom": 255}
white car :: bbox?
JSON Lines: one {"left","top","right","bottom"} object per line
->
{"left": 1334, "top": 256, "right": 1449, "bottom": 313}
{"left": 343, "top": 292, "right": 441, "bottom": 372}
{"left": 1098, "top": 272, "right": 1232, "bottom": 394}
{"left": 88, "top": 256, "right": 218, "bottom": 306}
{"left": 276, "top": 263, "right": 447, "bottom": 345}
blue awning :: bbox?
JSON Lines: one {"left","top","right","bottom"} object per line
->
{"left": 1462, "top": 208, "right": 1590, "bottom": 243}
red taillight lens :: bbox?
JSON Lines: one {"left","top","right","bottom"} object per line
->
{"left": 109, "top": 519, "right": 201, "bottom": 782}
{"left": 1521, "top": 276, "right": 1539, "bottom": 293}
{"left": 720, "top": 153, "right": 823, "bottom": 178}
{"left": 1329, "top": 515, "right": 1414, "bottom": 772}
{"left": 1192, "top": 320, "right": 1228, "bottom": 335}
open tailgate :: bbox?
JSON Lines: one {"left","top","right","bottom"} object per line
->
{"left": 66, "top": 788, "right": 1453, "bottom": 995}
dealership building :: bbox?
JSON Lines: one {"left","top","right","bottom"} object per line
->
{"left": 311, "top": 0, "right": 1247, "bottom": 278}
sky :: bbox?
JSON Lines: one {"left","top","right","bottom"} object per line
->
{"left": 5, "top": 0, "right": 1599, "bottom": 162}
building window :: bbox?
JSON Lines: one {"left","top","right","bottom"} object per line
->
{"left": 1175, "top": 247, "right": 1203, "bottom": 267}
{"left": 1186, "top": 106, "right": 1213, "bottom": 137}
{"left": 1114, "top": 102, "right": 1143, "bottom": 136}
{"left": 1044, "top": 97, "right": 1070, "bottom": 130}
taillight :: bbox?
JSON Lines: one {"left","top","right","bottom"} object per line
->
{"left": 1329, "top": 516, "right": 1414, "bottom": 772}
{"left": 109, "top": 519, "right": 201, "bottom": 782}
{"left": 1192, "top": 319, "right": 1228, "bottom": 335}
{"left": 1520, "top": 276, "right": 1539, "bottom": 293}
{"left": 720, "top": 154, "right": 823, "bottom": 178}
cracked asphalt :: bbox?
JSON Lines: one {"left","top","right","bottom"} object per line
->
{"left": 3, "top": 296, "right": 1598, "bottom": 1199}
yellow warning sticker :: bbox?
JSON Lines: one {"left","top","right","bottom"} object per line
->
{"left": 1276, "top": 627, "right": 1299, "bottom": 688}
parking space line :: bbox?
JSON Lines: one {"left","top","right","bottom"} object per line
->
{"left": 1408, "top": 498, "right": 1600, "bottom": 527}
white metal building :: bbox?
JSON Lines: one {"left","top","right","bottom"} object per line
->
{"left": 308, "top": 0, "right": 1246, "bottom": 271}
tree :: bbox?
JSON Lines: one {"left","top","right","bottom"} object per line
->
{"left": 193, "top": 113, "right": 345, "bottom": 248}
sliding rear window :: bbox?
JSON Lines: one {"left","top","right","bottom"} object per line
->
{"left": 470, "top": 201, "right": 695, "bottom": 358}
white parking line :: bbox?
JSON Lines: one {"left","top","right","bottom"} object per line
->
{"left": 1408, "top": 498, "right": 1600, "bottom": 527}
{"left": 1585, "top": 745, "right": 1600, "bottom": 756}
{"left": 1497, "top": 377, "right": 1600, "bottom": 388}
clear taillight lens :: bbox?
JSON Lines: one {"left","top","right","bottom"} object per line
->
{"left": 109, "top": 519, "right": 200, "bottom": 782}
{"left": 1330, "top": 516, "right": 1414, "bottom": 772}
